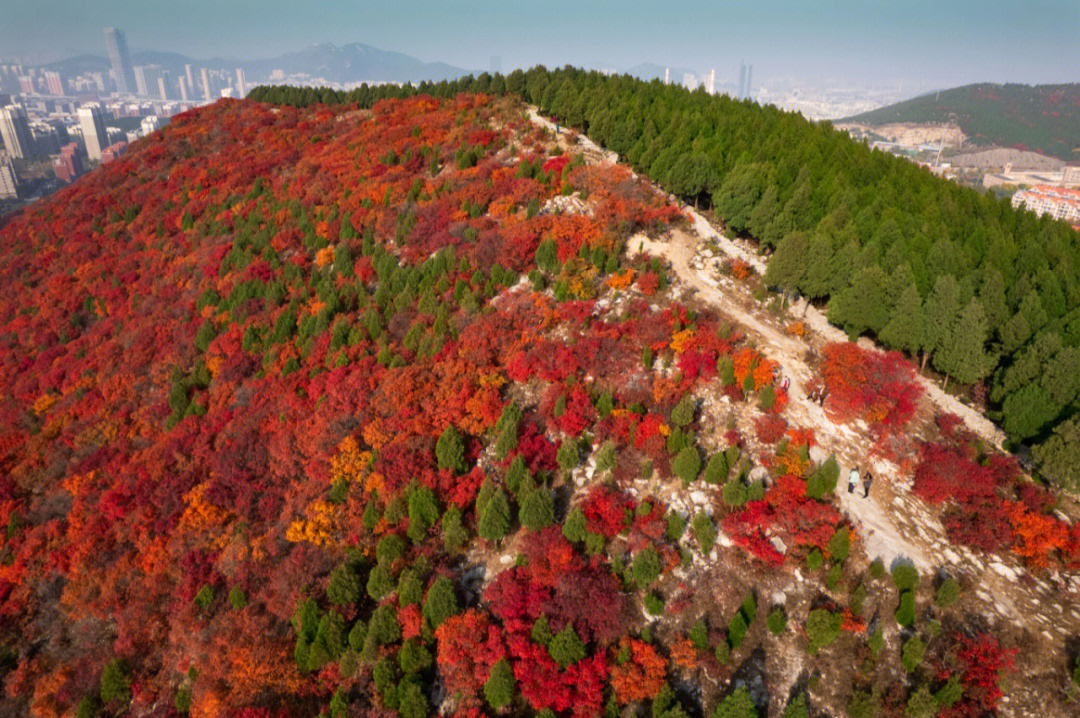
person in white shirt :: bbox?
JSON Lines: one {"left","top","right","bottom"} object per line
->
{"left": 848, "top": 467, "right": 860, "bottom": 494}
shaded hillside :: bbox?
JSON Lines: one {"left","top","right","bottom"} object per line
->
{"left": 845, "top": 82, "right": 1080, "bottom": 161}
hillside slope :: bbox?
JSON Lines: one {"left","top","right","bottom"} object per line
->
{"left": 252, "top": 71, "right": 1080, "bottom": 486}
{"left": 844, "top": 82, "right": 1080, "bottom": 161}
{"left": 1, "top": 93, "right": 1079, "bottom": 718}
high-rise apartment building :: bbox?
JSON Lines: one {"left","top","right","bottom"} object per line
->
{"left": 77, "top": 105, "right": 107, "bottom": 161}
{"left": 178, "top": 76, "right": 190, "bottom": 102}
{"left": 30, "top": 122, "right": 61, "bottom": 155}
{"left": 200, "top": 68, "right": 213, "bottom": 101}
{"left": 235, "top": 68, "right": 247, "bottom": 98}
{"left": 104, "top": 28, "right": 137, "bottom": 96}
{"left": 133, "top": 66, "right": 148, "bottom": 96}
{"left": 43, "top": 71, "right": 65, "bottom": 96}
{"left": 184, "top": 64, "right": 195, "bottom": 94}
{"left": 52, "top": 142, "right": 84, "bottom": 183}
{"left": 143, "top": 66, "right": 165, "bottom": 98}
{"left": 0, "top": 105, "right": 34, "bottom": 159}
{"left": 141, "top": 116, "right": 163, "bottom": 136}
{"left": 0, "top": 157, "right": 19, "bottom": 199}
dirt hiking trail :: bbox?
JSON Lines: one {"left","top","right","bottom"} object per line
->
{"left": 528, "top": 108, "right": 1080, "bottom": 670}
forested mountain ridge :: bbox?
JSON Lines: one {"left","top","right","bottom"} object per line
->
{"left": 843, "top": 82, "right": 1080, "bottom": 161}
{"left": 251, "top": 69, "right": 1080, "bottom": 492}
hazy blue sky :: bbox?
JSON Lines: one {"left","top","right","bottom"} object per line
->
{"left": 3, "top": 0, "right": 1077, "bottom": 90}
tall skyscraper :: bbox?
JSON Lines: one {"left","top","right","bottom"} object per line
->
{"left": 235, "top": 68, "right": 247, "bottom": 98}
{"left": 0, "top": 105, "right": 34, "bottom": 159}
{"left": 104, "top": 28, "right": 136, "bottom": 96}
{"left": 178, "top": 76, "right": 190, "bottom": 102}
{"left": 745, "top": 64, "right": 753, "bottom": 99}
{"left": 738, "top": 63, "right": 747, "bottom": 98}
{"left": 200, "top": 68, "right": 213, "bottom": 101}
{"left": 184, "top": 64, "right": 195, "bottom": 94}
{"left": 77, "top": 105, "right": 107, "bottom": 161}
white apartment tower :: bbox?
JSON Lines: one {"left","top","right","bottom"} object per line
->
{"left": 236, "top": 68, "right": 247, "bottom": 98}
{"left": 77, "top": 105, "right": 108, "bottom": 161}
{"left": 0, "top": 104, "right": 35, "bottom": 158}
{"left": 200, "top": 68, "right": 213, "bottom": 101}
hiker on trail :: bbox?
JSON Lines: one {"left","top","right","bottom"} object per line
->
{"left": 863, "top": 472, "right": 873, "bottom": 498}
{"left": 780, "top": 375, "right": 791, "bottom": 392}
{"left": 848, "top": 467, "right": 860, "bottom": 494}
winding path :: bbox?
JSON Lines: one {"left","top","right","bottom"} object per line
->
{"left": 527, "top": 109, "right": 1080, "bottom": 679}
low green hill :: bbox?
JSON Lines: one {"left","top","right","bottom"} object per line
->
{"left": 844, "top": 83, "right": 1080, "bottom": 162}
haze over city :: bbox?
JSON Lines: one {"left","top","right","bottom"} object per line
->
{"left": 4, "top": 0, "right": 1078, "bottom": 91}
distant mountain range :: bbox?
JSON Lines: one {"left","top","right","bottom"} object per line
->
{"left": 843, "top": 82, "right": 1080, "bottom": 162}
{"left": 37, "top": 42, "right": 469, "bottom": 85}
{"left": 39, "top": 47, "right": 721, "bottom": 90}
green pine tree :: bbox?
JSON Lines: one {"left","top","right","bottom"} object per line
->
{"left": 548, "top": 624, "right": 586, "bottom": 668}
{"left": 484, "top": 659, "right": 516, "bottom": 709}
{"left": 765, "top": 231, "right": 810, "bottom": 296}
{"left": 478, "top": 488, "right": 511, "bottom": 542}
{"left": 562, "top": 506, "right": 588, "bottom": 542}
{"left": 933, "top": 298, "right": 992, "bottom": 386}
{"left": 436, "top": 425, "right": 466, "bottom": 473}
{"left": 879, "top": 284, "right": 926, "bottom": 356}
{"left": 827, "top": 265, "right": 890, "bottom": 338}
{"left": 422, "top": 575, "right": 459, "bottom": 628}
{"left": 921, "top": 274, "right": 959, "bottom": 368}
{"left": 519, "top": 487, "right": 555, "bottom": 530}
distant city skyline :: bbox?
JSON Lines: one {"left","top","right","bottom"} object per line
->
{"left": 2, "top": 1, "right": 1077, "bottom": 91}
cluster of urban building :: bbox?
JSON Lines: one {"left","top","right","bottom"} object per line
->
{"left": 660, "top": 63, "right": 904, "bottom": 121}
{"left": 1012, "top": 181, "right": 1080, "bottom": 229}
{"left": 1, "top": 28, "right": 249, "bottom": 205}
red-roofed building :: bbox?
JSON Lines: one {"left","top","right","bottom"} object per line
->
{"left": 1012, "top": 184, "right": 1080, "bottom": 225}
{"left": 101, "top": 141, "right": 127, "bottom": 164}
